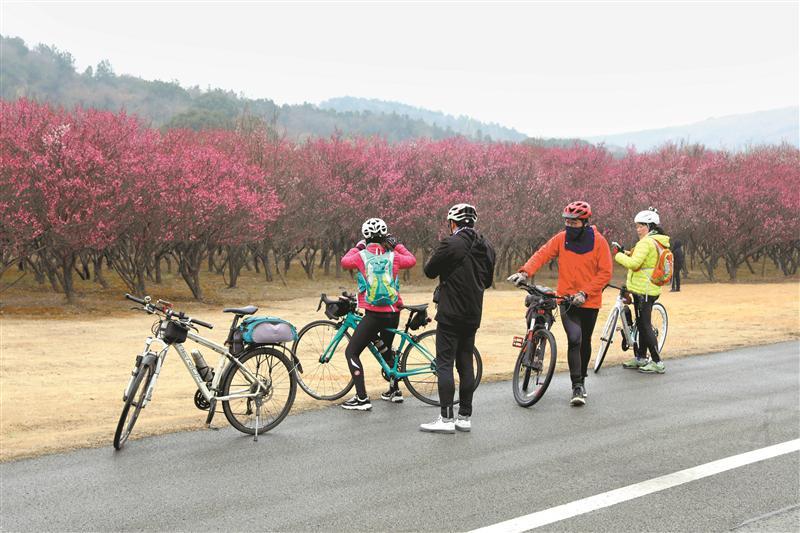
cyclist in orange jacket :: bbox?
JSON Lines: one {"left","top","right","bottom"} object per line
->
{"left": 508, "top": 201, "right": 612, "bottom": 406}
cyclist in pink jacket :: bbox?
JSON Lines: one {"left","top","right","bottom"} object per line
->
{"left": 339, "top": 218, "right": 417, "bottom": 410}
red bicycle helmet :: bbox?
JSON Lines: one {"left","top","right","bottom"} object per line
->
{"left": 562, "top": 201, "right": 592, "bottom": 220}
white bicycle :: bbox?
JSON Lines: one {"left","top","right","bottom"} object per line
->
{"left": 593, "top": 284, "right": 668, "bottom": 373}
{"left": 114, "top": 294, "right": 297, "bottom": 450}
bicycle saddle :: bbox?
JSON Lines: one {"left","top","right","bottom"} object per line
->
{"left": 399, "top": 303, "right": 428, "bottom": 313}
{"left": 223, "top": 305, "right": 258, "bottom": 315}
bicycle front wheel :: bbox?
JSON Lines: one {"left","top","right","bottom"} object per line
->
{"left": 292, "top": 320, "right": 354, "bottom": 401}
{"left": 400, "top": 330, "right": 483, "bottom": 406}
{"left": 594, "top": 307, "right": 619, "bottom": 373}
{"left": 652, "top": 303, "right": 668, "bottom": 353}
{"left": 221, "top": 346, "right": 297, "bottom": 435}
{"left": 513, "top": 328, "right": 557, "bottom": 407}
{"left": 113, "top": 363, "right": 153, "bottom": 450}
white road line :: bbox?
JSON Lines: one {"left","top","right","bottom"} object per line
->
{"left": 470, "top": 439, "right": 800, "bottom": 533}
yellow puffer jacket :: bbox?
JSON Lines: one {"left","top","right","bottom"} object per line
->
{"left": 614, "top": 233, "right": 671, "bottom": 296}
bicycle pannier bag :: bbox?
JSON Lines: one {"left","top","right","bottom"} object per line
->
{"left": 356, "top": 249, "right": 399, "bottom": 306}
{"left": 229, "top": 328, "right": 245, "bottom": 355}
{"left": 240, "top": 316, "right": 298, "bottom": 345}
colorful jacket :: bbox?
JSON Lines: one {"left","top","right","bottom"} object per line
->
{"left": 614, "top": 233, "right": 671, "bottom": 297}
{"left": 341, "top": 243, "right": 417, "bottom": 313}
{"left": 519, "top": 226, "right": 613, "bottom": 309}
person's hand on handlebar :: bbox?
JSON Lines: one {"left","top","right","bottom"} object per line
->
{"left": 507, "top": 272, "right": 528, "bottom": 286}
{"left": 356, "top": 239, "right": 367, "bottom": 251}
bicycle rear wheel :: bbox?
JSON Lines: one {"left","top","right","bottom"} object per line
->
{"left": 221, "top": 346, "right": 297, "bottom": 435}
{"left": 113, "top": 363, "right": 153, "bottom": 450}
{"left": 652, "top": 303, "right": 668, "bottom": 353}
{"left": 512, "top": 328, "right": 557, "bottom": 407}
{"left": 292, "top": 320, "right": 354, "bottom": 401}
{"left": 400, "top": 330, "right": 483, "bottom": 406}
{"left": 594, "top": 308, "right": 619, "bottom": 373}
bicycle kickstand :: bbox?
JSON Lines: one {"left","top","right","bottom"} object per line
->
{"left": 205, "top": 399, "right": 219, "bottom": 431}
{"left": 253, "top": 397, "right": 263, "bottom": 443}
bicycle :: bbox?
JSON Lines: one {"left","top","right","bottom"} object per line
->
{"left": 291, "top": 292, "right": 483, "bottom": 405}
{"left": 114, "top": 294, "right": 297, "bottom": 450}
{"left": 593, "top": 284, "right": 668, "bottom": 373}
{"left": 510, "top": 282, "right": 575, "bottom": 407}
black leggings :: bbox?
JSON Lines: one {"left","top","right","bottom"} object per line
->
{"left": 435, "top": 323, "right": 476, "bottom": 419}
{"left": 345, "top": 311, "right": 400, "bottom": 398}
{"left": 559, "top": 306, "right": 600, "bottom": 386}
{"left": 633, "top": 294, "right": 660, "bottom": 362}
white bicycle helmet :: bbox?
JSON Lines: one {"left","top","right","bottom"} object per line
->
{"left": 447, "top": 203, "right": 478, "bottom": 224}
{"left": 634, "top": 207, "right": 660, "bottom": 225}
{"left": 361, "top": 218, "right": 388, "bottom": 239}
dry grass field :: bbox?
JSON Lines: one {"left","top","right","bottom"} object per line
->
{"left": 1, "top": 267, "right": 798, "bottom": 462}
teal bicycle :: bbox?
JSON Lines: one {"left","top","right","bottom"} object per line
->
{"left": 292, "top": 292, "right": 482, "bottom": 405}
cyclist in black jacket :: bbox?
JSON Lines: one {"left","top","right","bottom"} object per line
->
{"left": 420, "top": 203, "right": 496, "bottom": 434}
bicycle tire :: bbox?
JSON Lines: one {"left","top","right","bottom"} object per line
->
{"left": 594, "top": 307, "right": 620, "bottom": 373}
{"left": 220, "top": 346, "right": 297, "bottom": 435}
{"left": 512, "top": 328, "right": 557, "bottom": 407}
{"left": 113, "top": 363, "right": 153, "bottom": 450}
{"left": 400, "top": 329, "right": 483, "bottom": 406}
{"left": 652, "top": 302, "right": 668, "bottom": 353}
{"left": 292, "top": 320, "right": 354, "bottom": 401}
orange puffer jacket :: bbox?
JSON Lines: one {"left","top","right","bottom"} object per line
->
{"left": 518, "top": 226, "right": 613, "bottom": 309}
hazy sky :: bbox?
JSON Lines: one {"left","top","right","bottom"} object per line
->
{"left": 2, "top": 1, "right": 798, "bottom": 137}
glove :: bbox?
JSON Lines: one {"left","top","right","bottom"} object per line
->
{"left": 611, "top": 241, "right": 625, "bottom": 255}
{"left": 383, "top": 234, "right": 398, "bottom": 250}
{"left": 356, "top": 240, "right": 367, "bottom": 251}
{"left": 572, "top": 291, "right": 587, "bottom": 306}
{"left": 507, "top": 272, "right": 528, "bottom": 285}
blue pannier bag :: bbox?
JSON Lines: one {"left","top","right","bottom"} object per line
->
{"left": 240, "top": 316, "right": 297, "bottom": 345}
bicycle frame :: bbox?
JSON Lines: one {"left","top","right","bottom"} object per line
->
{"left": 130, "top": 328, "right": 270, "bottom": 410}
{"left": 611, "top": 293, "right": 638, "bottom": 348}
{"left": 318, "top": 312, "right": 435, "bottom": 379}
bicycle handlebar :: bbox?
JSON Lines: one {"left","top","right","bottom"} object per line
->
{"left": 516, "top": 283, "right": 576, "bottom": 304}
{"left": 192, "top": 318, "right": 213, "bottom": 329}
{"left": 125, "top": 293, "right": 146, "bottom": 305}
{"left": 123, "top": 293, "right": 213, "bottom": 329}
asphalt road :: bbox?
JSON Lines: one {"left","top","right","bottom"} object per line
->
{"left": 2, "top": 342, "right": 798, "bottom": 532}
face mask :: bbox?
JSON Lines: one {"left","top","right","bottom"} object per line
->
{"left": 565, "top": 225, "right": 585, "bottom": 241}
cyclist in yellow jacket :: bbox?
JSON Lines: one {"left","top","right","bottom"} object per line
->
{"left": 611, "top": 208, "right": 670, "bottom": 374}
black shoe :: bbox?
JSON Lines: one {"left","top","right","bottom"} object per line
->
{"left": 341, "top": 395, "right": 372, "bottom": 411}
{"left": 570, "top": 385, "right": 586, "bottom": 407}
{"left": 380, "top": 385, "right": 404, "bottom": 403}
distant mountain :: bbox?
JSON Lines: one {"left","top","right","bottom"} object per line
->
{"left": 319, "top": 96, "right": 528, "bottom": 142}
{"left": 0, "top": 35, "right": 462, "bottom": 142}
{"left": 586, "top": 107, "right": 799, "bottom": 151}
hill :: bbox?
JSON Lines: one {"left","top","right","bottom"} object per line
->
{"left": 586, "top": 107, "right": 799, "bottom": 151}
{"left": 319, "top": 96, "right": 527, "bottom": 142}
{"left": 0, "top": 35, "right": 459, "bottom": 142}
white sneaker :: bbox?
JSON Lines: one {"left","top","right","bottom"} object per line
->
{"left": 455, "top": 415, "right": 471, "bottom": 432}
{"left": 419, "top": 415, "right": 455, "bottom": 434}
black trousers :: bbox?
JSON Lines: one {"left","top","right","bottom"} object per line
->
{"left": 435, "top": 323, "right": 476, "bottom": 419}
{"left": 559, "top": 306, "right": 600, "bottom": 386}
{"left": 671, "top": 268, "right": 681, "bottom": 291}
{"left": 345, "top": 311, "right": 400, "bottom": 398}
{"left": 633, "top": 294, "right": 660, "bottom": 362}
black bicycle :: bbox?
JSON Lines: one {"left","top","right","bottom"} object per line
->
{"left": 510, "top": 282, "right": 574, "bottom": 407}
